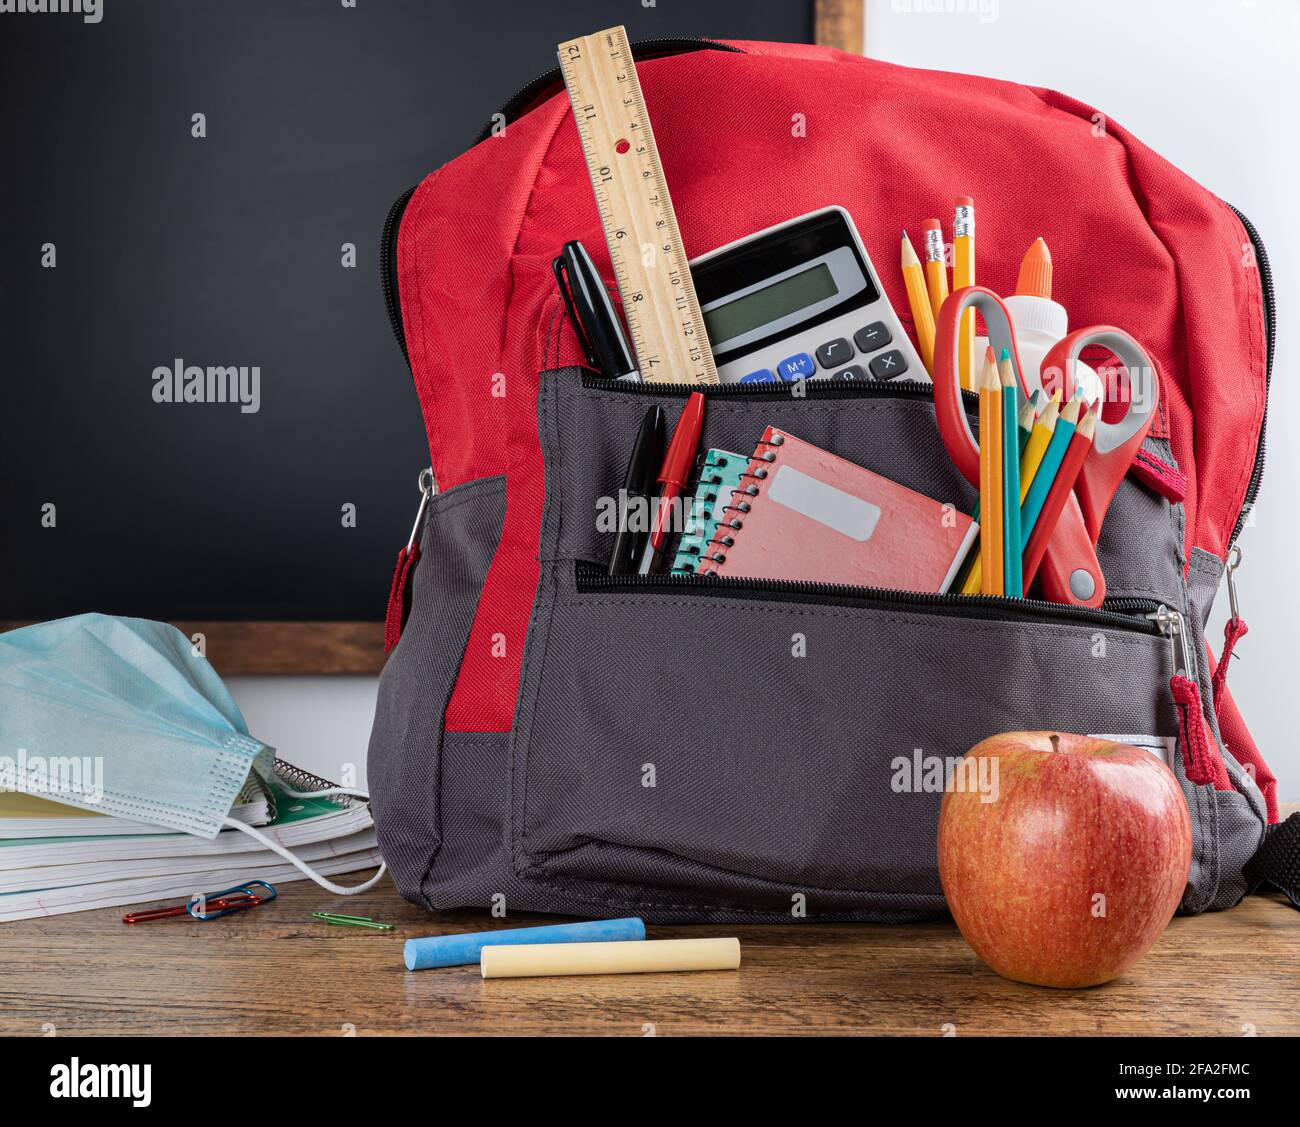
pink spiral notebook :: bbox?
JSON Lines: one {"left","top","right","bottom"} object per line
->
{"left": 697, "top": 427, "right": 977, "bottom": 593}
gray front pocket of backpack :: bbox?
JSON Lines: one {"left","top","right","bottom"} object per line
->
{"left": 509, "top": 570, "right": 1175, "bottom": 918}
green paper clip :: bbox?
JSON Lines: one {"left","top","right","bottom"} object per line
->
{"left": 312, "top": 911, "right": 394, "bottom": 931}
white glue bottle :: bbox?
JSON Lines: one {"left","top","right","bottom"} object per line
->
{"left": 983, "top": 239, "right": 1102, "bottom": 403}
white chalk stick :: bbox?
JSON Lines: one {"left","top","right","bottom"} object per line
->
{"left": 480, "top": 937, "right": 741, "bottom": 979}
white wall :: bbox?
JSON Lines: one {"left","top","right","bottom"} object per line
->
{"left": 227, "top": 677, "right": 378, "bottom": 790}
{"left": 866, "top": 0, "right": 1299, "bottom": 800}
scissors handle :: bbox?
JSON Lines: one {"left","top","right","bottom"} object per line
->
{"left": 1040, "top": 327, "right": 1161, "bottom": 540}
{"left": 931, "top": 286, "right": 1033, "bottom": 487}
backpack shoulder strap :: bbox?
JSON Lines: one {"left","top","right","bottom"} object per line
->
{"left": 1245, "top": 812, "right": 1300, "bottom": 910}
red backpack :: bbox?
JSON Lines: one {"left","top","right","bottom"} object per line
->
{"left": 369, "top": 40, "right": 1292, "bottom": 921}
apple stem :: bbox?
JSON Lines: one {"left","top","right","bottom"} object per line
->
{"left": 1050, "top": 733, "right": 1061, "bottom": 753}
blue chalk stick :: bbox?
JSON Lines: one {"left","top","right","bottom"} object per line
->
{"left": 404, "top": 917, "right": 646, "bottom": 971}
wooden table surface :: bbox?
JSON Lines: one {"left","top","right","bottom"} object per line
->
{"left": 2, "top": 873, "right": 1297, "bottom": 1037}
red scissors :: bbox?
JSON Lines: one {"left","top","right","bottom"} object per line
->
{"left": 932, "top": 287, "right": 1160, "bottom": 606}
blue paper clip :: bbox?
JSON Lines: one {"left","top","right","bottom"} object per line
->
{"left": 186, "top": 880, "right": 277, "bottom": 920}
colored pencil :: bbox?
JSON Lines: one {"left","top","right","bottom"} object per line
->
{"left": 921, "top": 218, "right": 949, "bottom": 319}
{"left": 960, "top": 389, "right": 1038, "bottom": 595}
{"left": 1022, "top": 405, "right": 1098, "bottom": 587}
{"left": 901, "top": 231, "right": 936, "bottom": 373}
{"left": 978, "top": 348, "right": 1003, "bottom": 595}
{"left": 953, "top": 197, "right": 976, "bottom": 391}
{"left": 1018, "top": 392, "right": 1038, "bottom": 451}
{"left": 1019, "top": 391, "right": 1061, "bottom": 504}
{"left": 1000, "top": 350, "right": 1023, "bottom": 598}
{"left": 1020, "top": 396, "right": 1081, "bottom": 550}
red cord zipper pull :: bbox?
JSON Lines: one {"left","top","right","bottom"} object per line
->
{"left": 384, "top": 468, "right": 434, "bottom": 653}
{"left": 1150, "top": 605, "right": 1230, "bottom": 790}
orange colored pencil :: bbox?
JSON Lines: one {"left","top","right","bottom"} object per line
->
{"left": 1021, "top": 404, "right": 1098, "bottom": 588}
{"left": 978, "top": 348, "right": 1003, "bottom": 595}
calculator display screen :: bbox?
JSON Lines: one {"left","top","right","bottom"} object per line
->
{"left": 703, "top": 263, "right": 837, "bottom": 346}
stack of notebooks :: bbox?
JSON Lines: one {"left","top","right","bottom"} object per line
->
{"left": 0, "top": 760, "right": 381, "bottom": 921}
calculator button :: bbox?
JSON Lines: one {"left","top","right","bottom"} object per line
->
{"left": 854, "top": 322, "right": 893, "bottom": 353}
{"left": 775, "top": 353, "right": 815, "bottom": 381}
{"left": 868, "top": 349, "right": 908, "bottom": 381}
{"left": 739, "top": 369, "right": 777, "bottom": 384}
{"left": 831, "top": 365, "right": 869, "bottom": 382}
{"left": 815, "top": 338, "right": 854, "bottom": 369}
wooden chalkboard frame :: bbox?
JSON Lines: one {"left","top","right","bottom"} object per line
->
{"left": 0, "top": 2, "right": 863, "bottom": 677}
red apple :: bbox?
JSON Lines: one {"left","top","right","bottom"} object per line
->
{"left": 938, "top": 730, "right": 1192, "bottom": 988}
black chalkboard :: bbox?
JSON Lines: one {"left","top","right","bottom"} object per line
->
{"left": 0, "top": 0, "right": 814, "bottom": 625}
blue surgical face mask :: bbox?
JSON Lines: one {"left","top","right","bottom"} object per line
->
{"left": 0, "top": 613, "right": 382, "bottom": 895}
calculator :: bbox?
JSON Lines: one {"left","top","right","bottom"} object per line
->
{"left": 689, "top": 207, "right": 927, "bottom": 386}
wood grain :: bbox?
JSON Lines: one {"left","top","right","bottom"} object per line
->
{"left": 0, "top": 621, "right": 387, "bottom": 676}
{"left": 815, "top": 0, "right": 865, "bottom": 54}
{"left": 2, "top": 875, "right": 1295, "bottom": 1037}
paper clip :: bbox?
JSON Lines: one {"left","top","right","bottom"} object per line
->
{"left": 312, "top": 911, "right": 394, "bottom": 931}
{"left": 122, "top": 880, "right": 277, "bottom": 924}
{"left": 190, "top": 880, "right": 277, "bottom": 920}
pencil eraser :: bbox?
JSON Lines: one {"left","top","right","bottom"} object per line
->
{"left": 955, "top": 195, "right": 974, "bottom": 207}
{"left": 403, "top": 917, "right": 645, "bottom": 971}
{"left": 921, "top": 218, "right": 942, "bottom": 231}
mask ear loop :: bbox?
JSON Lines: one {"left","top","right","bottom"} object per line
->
{"left": 221, "top": 783, "right": 387, "bottom": 896}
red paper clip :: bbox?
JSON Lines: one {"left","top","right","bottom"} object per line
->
{"left": 122, "top": 880, "right": 277, "bottom": 924}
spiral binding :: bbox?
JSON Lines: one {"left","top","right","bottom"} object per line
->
{"left": 273, "top": 758, "right": 357, "bottom": 809}
{"left": 669, "top": 453, "right": 738, "bottom": 575}
{"left": 699, "top": 431, "right": 785, "bottom": 576}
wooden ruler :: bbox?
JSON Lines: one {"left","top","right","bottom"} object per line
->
{"left": 557, "top": 26, "right": 719, "bottom": 385}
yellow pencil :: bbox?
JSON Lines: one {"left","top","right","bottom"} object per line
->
{"left": 954, "top": 197, "right": 976, "bottom": 391}
{"left": 901, "top": 230, "right": 936, "bottom": 373}
{"left": 978, "top": 348, "right": 1003, "bottom": 595}
{"left": 1019, "top": 390, "right": 1061, "bottom": 503}
{"left": 921, "top": 218, "right": 949, "bottom": 320}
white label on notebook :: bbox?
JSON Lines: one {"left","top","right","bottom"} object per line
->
{"left": 1089, "top": 733, "right": 1176, "bottom": 769}
{"left": 767, "top": 464, "right": 880, "bottom": 541}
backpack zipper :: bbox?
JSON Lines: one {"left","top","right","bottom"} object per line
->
{"left": 380, "top": 185, "right": 417, "bottom": 366}
{"left": 474, "top": 38, "right": 743, "bottom": 146}
{"left": 1226, "top": 204, "right": 1274, "bottom": 547}
{"left": 575, "top": 560, "right": 1162, "bottom": 634}
{"left": 579, "top": 370, "right": 976, "bottom": 406}
{"left": 1147, "top": 603, "right": 1193, "bottom": 678}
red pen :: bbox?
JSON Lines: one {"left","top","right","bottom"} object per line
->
{"left": 638, "top": 392, "right": 706, "bottom": 574}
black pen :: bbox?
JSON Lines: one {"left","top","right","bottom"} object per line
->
{"left": 608, "top": 405, "right": 664, "bottom": 575}
{"left": 553, "top": 240, "right": 640, "bottom": 381}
